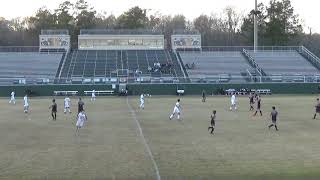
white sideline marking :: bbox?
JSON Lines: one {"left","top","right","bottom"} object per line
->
{"left": 126, "top": 97, "right": 161, "bottom": 180}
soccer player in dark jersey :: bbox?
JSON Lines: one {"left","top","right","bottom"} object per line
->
{"left": 249, "top": 93, "right": 255, "bottom": 111}
{"left": 253, "top": 95, "right": 263, "bottom": 116}
{"left": 78, "top": 97, "right": 85, "bottom": 113}
{"left": 268, "top": 106, "right": 279, "bottom": 131}
{"left": 49, "top": 99, "right": 57, "bottom": 120}
{"left": 202, "top": 90, "right": 206, "bottom": 102}
{"left": 208, "top": 110, "right": 216, "bottom": 134}
{"left": 313, "top": 98, "right": 320, "bottom": 119}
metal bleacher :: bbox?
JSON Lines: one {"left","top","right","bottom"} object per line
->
{"left": 248, "top": 50, "right": 320, "bottom": 76}
{"left": 59, "top": 50, "right": 184, "bottom": 81}
{"left": 179, "top": 51, "right": 253, "bottom": 82}
{"left": 0, "top": 52, "right": 63, "bottom": 85}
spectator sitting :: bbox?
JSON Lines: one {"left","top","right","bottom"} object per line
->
{"left": 191, "top": 62, "right": 196, "bottom": 69}
{"left": 135, "top": 69, "right": 142, "bottom": 76}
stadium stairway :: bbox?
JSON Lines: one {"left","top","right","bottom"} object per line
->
{"left": 242, "top": 49, "right": 267, "bottom": 77}
{"left": 299, "top": 46, "right": 320, "bottom": 71}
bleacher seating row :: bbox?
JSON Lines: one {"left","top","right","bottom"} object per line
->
{"left": 0, "top": 52, "right": 63, "bottom": 85}
{"left": 1, "top": 47, "right": 320, "bottom": 85}
{"left": 58, "top": 50, "right": 184, "bottom": 79}
{"left": 247, "top": 50, "right": 319, "bottom": 76}
{"left": 178, "top": 51, "right": 253, "bottom": 83}
{"left": 177, "top": 49, "right": 320, "bottom": 83}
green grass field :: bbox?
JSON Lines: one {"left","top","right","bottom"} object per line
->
{"left": 1, "top": 95, "right": 320, "bottom": 179}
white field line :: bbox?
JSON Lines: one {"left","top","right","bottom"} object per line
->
{"left": 126, "top": 97, "right": 161, "bottom": 180}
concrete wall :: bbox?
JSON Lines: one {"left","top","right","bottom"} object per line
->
{"left": 1, "top": 83, "right": 320, "bottom": 97}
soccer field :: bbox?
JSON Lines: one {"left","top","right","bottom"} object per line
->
{"left": 1, "top": 95, "right": 320, "bottom": 179}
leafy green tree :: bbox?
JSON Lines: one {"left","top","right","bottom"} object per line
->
{"left": 240, "top": 2, "right": 266, "bottom": 45}
{"left": 264, "top": 0, "right": 303, "bottom": 45}
{"left": 116, "top": 6, "right": 149, "bottom": 29}
{"left": 28, "top": 7, "right": 57, "bottom": 32}
{"left": 54, "top": 1, "right": 74, "bottom": 29}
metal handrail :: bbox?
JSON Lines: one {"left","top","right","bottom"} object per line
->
{"left": 300, "top": 46, "right": 320, "bottom": 68}
{"left": 242, "top": 49, "right": 263, "bottom": 77}
{"left": 178, "top": 46, "right": 301, "bottom": 53}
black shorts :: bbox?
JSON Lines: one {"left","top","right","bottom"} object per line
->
{"left": 52, "top": 110, "right": 57, "bottom": 113}
{"left": 316, "top": 109, "right": 320, "bottom": 113}
{"left": 78, "top": 107, "right": 84, "bottom": 112}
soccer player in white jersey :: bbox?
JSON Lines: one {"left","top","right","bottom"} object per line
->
{"left": 91, "top": 90, "right": 96, "bottom": 101}
{"left": 64, "top": 96, "right": 71, "bottom": 114}
{"left": 139, "top": 94, "right": 145, "bottom": 109}
{"left": 23, "top": 94, "right": 29, "bottom": 113}
{"left": 76, "top": 110, "right": 87, "bottom": 135}
{"left": 230, "top": 93, "right": 237, "bottom": 111}
{"left": 9, "top": 91, "right": 16, "bottom": 104}
{"left": 169, "top": 99, "right": 181, "bottom": 120}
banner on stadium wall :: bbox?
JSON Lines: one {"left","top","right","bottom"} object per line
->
{"left": 171, "top": 35, "right": 201, "bottom": 50}
{"left": 39, "top": 35, "right": 70, "bottom": 50}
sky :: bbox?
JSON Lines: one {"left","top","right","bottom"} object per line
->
{"left": 0, "top": 0, "right": 317, "bottom": 33}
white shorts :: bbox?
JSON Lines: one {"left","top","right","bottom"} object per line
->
{"left": 76, "top": 119, "right": 85, "bottom": 128}
{"left": 231, "top": 101, "right": 236, "bottom": 105}
{"left": 24, "top": 104, "right": 29, "bottom": 108}
{"left": 173, "top": 107, "right": 180, "bottom": 114}
{"left": 10, "top": 97, "right": 15, "bottom": 101}
{"left": 64, "top": 107, "right": 70, "bottom": 113}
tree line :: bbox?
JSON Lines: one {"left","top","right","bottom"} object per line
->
{"left": 0, "top": 0, "right": 319, "bottom": 54}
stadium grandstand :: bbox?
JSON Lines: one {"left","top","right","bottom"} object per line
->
{"left": 56, "top": 29, "right": 185, "bottom": 84}
{"left": 1, "top": 29, "right": 320, "bottom": 85}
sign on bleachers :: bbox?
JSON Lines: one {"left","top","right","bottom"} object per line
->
{"left": 171, "top": 32, "right": 201, "bottom": 50}
{"left": 39, "top": 29, "right": 70, "bottom": 51}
